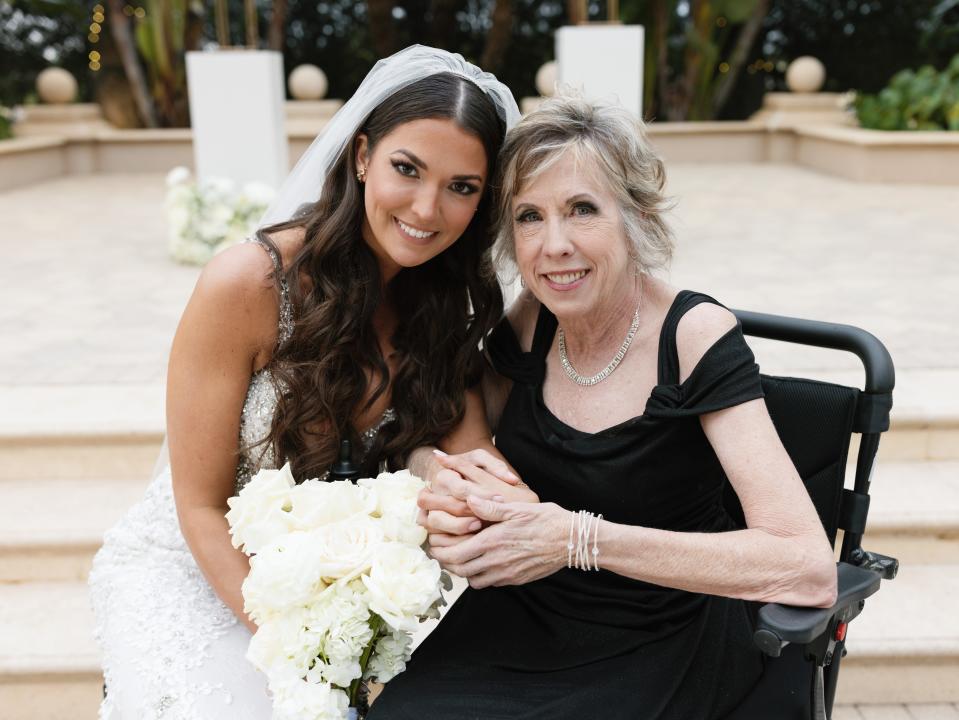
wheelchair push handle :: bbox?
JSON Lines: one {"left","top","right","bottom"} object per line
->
{"left": 733, "top": 309, "right": 895, "bottom": 395}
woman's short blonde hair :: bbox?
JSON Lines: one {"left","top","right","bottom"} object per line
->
{"left": 492, "top": 95, "right": 673, "bottom": 275}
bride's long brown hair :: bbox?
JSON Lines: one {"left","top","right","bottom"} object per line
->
{"left": 257, "top": 73, "right": 506, "bottom": 480}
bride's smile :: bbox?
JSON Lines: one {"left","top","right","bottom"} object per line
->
{"left": 356, "top": 117, "right": 488, "bottom": 281}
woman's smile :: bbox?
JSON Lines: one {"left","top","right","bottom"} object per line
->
{"left": 393, "top": 216, "right": 439, "bottom": 244}
{"left": 541, "top": 268, "right": 590, "bottom": 291}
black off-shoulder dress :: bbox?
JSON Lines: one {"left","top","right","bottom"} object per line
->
{"left": 368, "top": 291, "right": 767, "bottom": 720}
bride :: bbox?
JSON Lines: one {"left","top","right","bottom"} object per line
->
{"left": 88, "top": 46, "right": 522, "bottom": 719}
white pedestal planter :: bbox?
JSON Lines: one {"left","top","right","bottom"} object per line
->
{"left": 556, "top": 25, "right": 645, "bottom": 117}
{"left": 185, "top": 50, "right": 288, "bottom": 189}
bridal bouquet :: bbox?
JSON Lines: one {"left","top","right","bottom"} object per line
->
{"left": 226, "top": 463, "right": 449, "bottom": 720}
{"left": 165, "top": 166, "right": 275, "bottom": 266}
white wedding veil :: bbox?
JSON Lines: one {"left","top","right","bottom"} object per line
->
{"left": 259, "top": 44, "right": 521, "bottom": 227}
{"left": 152, "top": 45, "right": 521, "bottom": 482}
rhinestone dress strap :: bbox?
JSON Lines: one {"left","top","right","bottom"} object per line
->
{"left": 246, "top": 236, "right": 294, "bottom": 346}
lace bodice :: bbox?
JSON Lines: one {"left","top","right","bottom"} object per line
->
{"left": 234, "top": 237, "right": 394, "bottom": 492}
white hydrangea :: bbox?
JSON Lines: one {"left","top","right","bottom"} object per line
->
{"left": 247, "top": 606, "right": 323, "bottom": 680}
{"left": 164, "top": 170, "right": 273, "bottom": 266}
{"left": 364, "top": 629, "right": 413, "bottom": 683}
{"left": 270, "top": 677, "right": 350, "bottom": 720}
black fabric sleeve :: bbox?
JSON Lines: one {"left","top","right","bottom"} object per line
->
{"left": 485, "top": 315, "right": 542, "bottom": 385}
{"left": 646, "top": 324, "right": 765, "bottom": 418}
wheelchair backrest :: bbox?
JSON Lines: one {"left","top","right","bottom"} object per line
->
{"left": 721, "top": 375, "right": 859, "bottom": 548}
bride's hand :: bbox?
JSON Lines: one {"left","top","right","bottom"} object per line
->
{"left": 416, "top": 449, "right": 539, "bottom": 538}
{"left": 431, "top": 449, "right": 538, "bottom": 507}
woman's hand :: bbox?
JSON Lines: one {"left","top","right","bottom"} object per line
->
{"left": 428, "top": 496, "right": 568, "bottom": 589}
{"left": 417, "top": 449, "right": 540, "bottom": 538}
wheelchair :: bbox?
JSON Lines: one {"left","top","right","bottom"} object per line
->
{"left": 725, "top": 309, "right": 899, "bottom": 720}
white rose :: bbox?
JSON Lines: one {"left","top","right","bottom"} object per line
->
{"left": 359, "top": 470, "right": 427, "bottom": 545}
{"left": 361, "top": 543, "right": 442, "bottom": 632}
{"left": 287, "top": 479, "right": 377, "bottom": 530}
{"left": 226, "top": 463, "right": 296, "bottom": 554}
{"left": 270, "top": 677, "right": 350, "bottom": 720}
{"left": 364, "top": 628, "right": 412, "bottom": 683}
{"left": 377, "top": 513, "right": 427, "bottom": 547}
{"left": 242, "top": 531, "right": 330, "bottom": 622}
{"left": 165, "top": 165, "right": 191, "bottom": 187}
{"left": 304, "top": 516, "right": 386, "bottom": 582}
{"left": 359, "top": 469, "right": 425, "bottom": 513}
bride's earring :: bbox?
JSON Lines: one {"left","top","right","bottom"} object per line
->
{"left": 356, "top": 167, "right": 366, "bottom": 183}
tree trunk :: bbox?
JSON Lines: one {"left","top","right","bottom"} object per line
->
{"left": 367, "top": 0, "right": 397, "bottom": 58}
{"left": 711, "top": 0, "right": 769, "bottom": 116}
{"left": 670, "top": 0, "right": 706, "bottom": 120}
{"left": 268, "top": 0, "right": 288, "bottom": 51}
{"left": 650, "top": 0, "right": 671, "bottom": 119}
{"left": 567, "top": 0, "right": 587, "bottom": 25}
{"left": 481, "top": 0, "right": 513, "bottom": 74}
{"left": 106, "top": 0, "right": 158, "bottom": 127}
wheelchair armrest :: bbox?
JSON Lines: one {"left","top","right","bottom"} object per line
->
{"left": 753, "top": 562, "right": 882, "bottom": 657}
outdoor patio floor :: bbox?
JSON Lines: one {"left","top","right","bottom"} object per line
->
{"left": 2, "top": 162, "right": 956, "bottom": 400}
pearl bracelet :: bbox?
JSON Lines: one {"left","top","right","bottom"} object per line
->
{"left": 567, "top": 510, "right": 602, "bottom": 571}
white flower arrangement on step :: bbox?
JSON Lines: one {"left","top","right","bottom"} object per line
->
{"left": 226, "top": 463, "right": 451, "bottom": 720}
{"left": 164, "top": 166, "right": 276, "bottom": 266}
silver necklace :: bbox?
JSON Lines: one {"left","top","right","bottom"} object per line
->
{"left": 558, "top": 306, "right": 641, "bottom": 386}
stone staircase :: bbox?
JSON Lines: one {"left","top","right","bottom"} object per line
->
{"left": 0, "top": 385, "right": 956, "bottom": 719}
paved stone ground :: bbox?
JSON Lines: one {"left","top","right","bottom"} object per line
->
{"left": 2, "top": 163, "right": 955, "bottom": 393}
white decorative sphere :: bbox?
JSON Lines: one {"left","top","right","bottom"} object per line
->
{"left": 535, "top": 61, "right": 558, "bottom": 97}
{"left": 37, "top": 67, "right": 78, "bottom": 105}
{"left": 786, "top": 56, "right": 826, "bottom": 94}
{"left": 288, "top": 64, "right": 328, "bottom": 100}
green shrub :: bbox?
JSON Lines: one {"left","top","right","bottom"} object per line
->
{"left": 854, "top": 54, "right": 959, "bottom": 130}
{"left": 0, "top": 106, "right": 12, "bottom": 140}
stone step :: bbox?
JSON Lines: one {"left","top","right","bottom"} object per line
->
{"left": 854, "top": 461, "right": 959, "bottom": 567}
{"left": 0, "top": 384, "right": 165, "bottom": 482}
{"left": 0, "top": 478, "right": 148, "bottom": 582}
{"left": 836, "top": 564, "right": 959, "bottom": 705}
{"left": 0, "top": 582, "right": 102, "bottom": 720}
{"left": 0, "top": 566, "right": 955, "bottom": 719}
{"left": 1, "top": 459, "right": 955, "bottom": 584}
{"left": 0, "top": 369, "right": 957, "bottom": 482}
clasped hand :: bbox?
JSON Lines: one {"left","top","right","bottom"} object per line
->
{"left": 417, "top": 449, "right": 567, "bottom": 589}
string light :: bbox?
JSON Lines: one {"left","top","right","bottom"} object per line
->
{"left": 716, "top": 16, "right": 727, "bottom": 27}
{"left": 134, "top": 7, "right": 146, "bottom": 18}
{"left": 123, "top": 5, "right": 135, "bottom": 16}
{"left": 88, "top": 6, "right": 103, "bottom": 71}
{"left": 718, "top": 62, "right": 730, "bottom": 74}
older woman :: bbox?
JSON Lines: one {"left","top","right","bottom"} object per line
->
{"left": 370, "top": 97, "right": 837, "bottom": 719}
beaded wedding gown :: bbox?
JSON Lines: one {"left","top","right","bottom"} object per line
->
{"left": 88, "top": 238, "right": 394, "bottom": 719}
